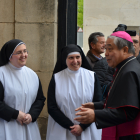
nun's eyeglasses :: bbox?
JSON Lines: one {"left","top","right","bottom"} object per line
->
{"left": 12, "top": 49, "right": 28, "bottom": 56}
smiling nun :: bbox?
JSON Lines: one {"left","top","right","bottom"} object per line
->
{"left": 46, "top": 44, "right": 102, "bottom": 140}
{"left": 0, "top": 39, "right": 46, "bottom": 140}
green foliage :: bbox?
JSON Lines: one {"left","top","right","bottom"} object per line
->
{"left": 77, "top": 0, "right": 83, "bottom": 29}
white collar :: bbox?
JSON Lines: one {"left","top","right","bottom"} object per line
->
{"left": 8, "top": 62, "right": 23, "bottom": 70}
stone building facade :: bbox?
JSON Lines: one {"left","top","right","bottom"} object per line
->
{"left": 83, "top": 0, "right": 140, "bottom": 54}
{"left": 0, "top": 0, "right": 57, "bottom": 139}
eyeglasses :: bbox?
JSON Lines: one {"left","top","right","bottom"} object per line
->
{"left": 12, "top": 49, "right": 28, "bottom": 56}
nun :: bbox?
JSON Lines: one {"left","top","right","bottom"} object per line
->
{"left": 0, "top": 39, "right": 46, "bottom": 140}
{"left": 46, "top": 44, "right": 102, "bottom": 140}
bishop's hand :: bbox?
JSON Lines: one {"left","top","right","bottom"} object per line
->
{"left": 74, "top": 108, "right": 95, "bottom": 124}
{"left": 75, "top": 102, "right": 95, "bottom": 111}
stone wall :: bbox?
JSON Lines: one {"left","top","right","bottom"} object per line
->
{"left": 83, "top": 0, "right": 140, "bottom": 54}
{"left": 0, "top": 0, "right": 58, "bottom": 139}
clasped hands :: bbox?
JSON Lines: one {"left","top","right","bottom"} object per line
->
{"left": 70, "top": 125, "right": 83, "bottom": 136}
{"left": 17, "top": 111, "right": 32, "bottom": 125}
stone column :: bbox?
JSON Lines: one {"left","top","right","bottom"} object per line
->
{"left": 0, "top": 0, "right": 14, "bottom": 48}
{"left": 15, "top": 0, "right": 57, "bottom": 139}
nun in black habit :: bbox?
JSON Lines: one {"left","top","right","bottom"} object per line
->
{"left": 46, "top": 44, "right": 102, "bottom": 140}
{"left": 0, "top": 39, "right": 46, "bottom": 140}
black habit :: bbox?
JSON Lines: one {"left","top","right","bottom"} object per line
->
{"left": 94, "top": 56, "right": 140, "bottom": 140}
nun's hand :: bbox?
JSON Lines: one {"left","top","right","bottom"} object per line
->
{"left": 74, "top": 108, "right": 95, "bottom": 124}
{"left": 17, "top": 111, "right": 26, "bottom": 125}
{"left": 23, "top": 114, "right": 32, "bottom": 124}
{"left": 70, "top": 125, "right": 83, "bottom": 136}
{"left": 75, "top": 102, "right": 94, "bottom": 111}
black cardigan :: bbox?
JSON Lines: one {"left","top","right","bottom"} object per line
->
{"left": 0, "top": 79, "right": 46, "bottom": 122}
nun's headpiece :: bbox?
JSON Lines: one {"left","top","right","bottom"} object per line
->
{"left": 53, "top": 44, "right": 92, "bottom": 74}
{"left": 0, "top": 39, "right": 25, "bottom": 67}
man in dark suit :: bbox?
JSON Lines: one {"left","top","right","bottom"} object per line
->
{"left": 131, "top": 34, "right": 140, "bottom": 62}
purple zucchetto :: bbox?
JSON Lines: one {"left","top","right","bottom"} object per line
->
{"left": 111, "top": 31, "right": 133, "bottom": 43}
